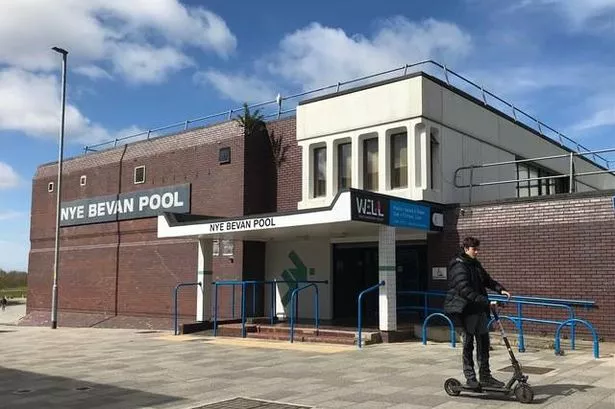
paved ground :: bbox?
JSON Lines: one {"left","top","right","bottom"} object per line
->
{"left": 0, "top": 303, "right": 613, "bottom": 409}
{"left": 0, "top": 299, "right": 26, "bottom": 325}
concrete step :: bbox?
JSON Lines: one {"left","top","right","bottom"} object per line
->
{"left": 215, "top": 322, "right": 382, "bottom": 345}
{"left": 248, "top": 332, "right": 359, "bottom": 345}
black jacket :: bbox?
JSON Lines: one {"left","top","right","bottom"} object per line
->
{"left": 443, "top": 252, "right": 506, "bottom": 316}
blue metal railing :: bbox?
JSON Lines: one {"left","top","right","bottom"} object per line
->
{"left": 357, "top": 281, "right": 385, "bottom": 349}
{"left": 289, "top": 283, "right": 320, "bottom": 343}
{"left": 173, "top": 281, "right": 202, "bottom": 335}
{"left": 555, "top": 319, "right": 600, "bottom": 359}
{"left": 399, "top": 290, "right": 597, "bottom": 354}
{"left": 422, "top": 313, "right": 456, "bottom": 348}
{"left": 80, "top": 60, "right": 611, "bottom": 169}
{"left": 212, "top": 279, "right": 328, "bottom": 338}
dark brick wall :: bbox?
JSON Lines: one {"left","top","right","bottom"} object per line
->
{"left": 428, "top": 191, "right": 615, "bottom": 341}
{"left": 267, "top": 117, "right": 302, "bottom": 212}
{"left": 27, "top": 121, "right": 249, "bottom": 324}
{"left": 243, "top": 124, "right": 277, "bottom": 215}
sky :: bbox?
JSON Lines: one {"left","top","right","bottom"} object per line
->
{"left": 0, "top": 0, "right": 614, "bottom": 271}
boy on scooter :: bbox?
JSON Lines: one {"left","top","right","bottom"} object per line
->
{"left": 444, "top": 236, "right": 511, "bottom": 389}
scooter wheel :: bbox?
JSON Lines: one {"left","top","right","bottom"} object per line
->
{"left": 514, "top": 383, "right": 534, "bottom": 404}
{"left": 444, "top": 378, "right": 461, "bottom": 396}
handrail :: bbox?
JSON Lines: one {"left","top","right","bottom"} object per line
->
{"left": 555, "top": 319, "right": 600, "bottom": 359}
{"left": 289, "top": 283, "right": 320, "bottom": 343}
{"left": 212, "top": 281, "right": 245, "bottom": 337}
{"left": 357, "top": 281, "right": 385, "bottom": 349}
{"left": 212, "top": 279, "right": 328, "bottom": 337}
{"left": 173, "top": 282, "right": 202, "bottom": 336}
{"left": 422, "top": 312, "right": 456, "bottom": 348}
{"left": 453, "top": 148, "right": 615, "bottom": 198}
{"left": 78, "top": 59, "right": 609, "bottom": 169}
{"left": 399, "top": 290, "right": 596, "bottom": 309}
{"left": 398, "top": 291, "right": 597, "bottom": 352}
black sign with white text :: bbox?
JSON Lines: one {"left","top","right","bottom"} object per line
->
{"left": 351, "top": 190, "right": 388, "bottom": 224}
{"left": 60, "top": 184, "right": 191, "bottom": 226}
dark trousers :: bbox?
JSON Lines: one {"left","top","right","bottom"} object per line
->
{"left": 462, "top": 312, "right": 492, "bottom": 381}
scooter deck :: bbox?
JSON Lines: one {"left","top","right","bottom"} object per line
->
{"left": 459, "top": 385, "right": 511, "bottom": 394}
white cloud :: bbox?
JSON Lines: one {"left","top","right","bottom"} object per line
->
{"left": 505, "top": 0, "right": 615, "bottom": 30}
{"left": 0, "top": 162, "right": 20, "bottom": 189}
{"left": 574, "top": 107, "right": 615, "bottom": 130}
{"left": 200, "top": 17, "right": 471, "bottom": 101}
{"left": 109, "top": 43, "right": 194, "bottom": 85}
{"left": 271, "top": 18, "right": 471, "bottom": 90}
{"left": 73, "top": 65, "right": 113, "bottom": 81}
{"left": 0, "top": 0, "right": 237, "bottom": 144}
{"left": 0, "top": 68, "right": 144, "bottom": 144}
{"left": 0, "top": 0, "right": 237, "bottom": 83}
{"left": 195, "top": 70, "right": 278, "bottom": 104}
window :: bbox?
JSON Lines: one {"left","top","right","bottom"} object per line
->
{"left": 337, "top": 143, "right": 351, "bottom": 190}
{"left": 516, "top": 162, "right": 568, "bottom": 197}
{"left": 390, "top": 132, "right": 407, "bottom": 189}
{"left": 47, "top": 182, "right": 54, "bottom": 193}
{"left": 363, "top": 138, "right": 379, "bottom": 191}
{"left": 313, "top": 146, "right": 326, "bottom": 197}
{"left": 430, "top": 131, "right": 440, "bottom": 190}
{"left": 219, "top": 147, "right": 231, "bottom": 164}
{"left": 134, "top": 166, "right": 146, "bottom": 184}
{"left": 80, "top": 175, "right": 87, "bottom": 187}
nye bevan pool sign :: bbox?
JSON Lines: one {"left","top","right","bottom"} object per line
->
{"left": 60, "top": 184, "right": 191, "bottom": 226}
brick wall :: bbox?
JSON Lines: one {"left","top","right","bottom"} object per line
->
{"left": 243, "top": 124, "right": 277, "bottom": 215}
{"left": 27, "top": 121, "right": 248, "bottom": 325}
{"left": 267, "top": 117, "right": 302, "bottom": 212}
{"left": 428, "top": 191, "right": 615, "bottom": 341}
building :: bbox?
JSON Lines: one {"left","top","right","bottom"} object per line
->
{"left": 24, "top": 62, "right": 615, "bottom": 343}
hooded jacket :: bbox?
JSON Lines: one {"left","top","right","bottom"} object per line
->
{"left": 443, "top": 251, "right": 506, "bottom": 316}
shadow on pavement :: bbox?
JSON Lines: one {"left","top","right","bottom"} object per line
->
{"left": 532, "top": 383, "right": 596, "bottom": 404}
{"left": 0, "top": 366, "right": 186, "bottom": 408}
{"left": 450, "top": 382, "right": 596, "bottom": 404}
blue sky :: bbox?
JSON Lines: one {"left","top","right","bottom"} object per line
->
{"left": 0, "top": 0, "right": 614, "bottom": 271}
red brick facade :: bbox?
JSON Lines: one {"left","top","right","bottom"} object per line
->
{"left": 24, "top": 114, "right": 614, "bottom": 341}
{"left": 24, "top": 118, "right": 298, "bottom": 328}
{"left": 428, "top": 191, "right": 615, "bottom": 341}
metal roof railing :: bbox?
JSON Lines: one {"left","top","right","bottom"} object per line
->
{"left": 82, "top": 60, "right": 612, "bottom": 169}
{"left": 454, "top": 147, "right": 615, "bottom": 201}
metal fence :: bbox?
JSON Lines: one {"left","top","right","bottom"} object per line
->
{"left": 82, "top": 60, "right": 611, "bottom": 169}
{"left": 453, "top": 147, "right": 615, "bottom": 201}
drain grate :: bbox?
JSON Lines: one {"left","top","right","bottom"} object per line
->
{"left": 75, "top": 386, "right": 93, "bottom": 391}
{"left": 192, "top": 397, "right": 311, "bottom": 409}
{"left": 136, "top": 330, "right": 161, "bottom": 334}
{"left": 499, "top": 365, "right": 555, "bottom": 374}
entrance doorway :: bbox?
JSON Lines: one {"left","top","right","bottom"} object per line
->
{"left": 332, "top": 242, "right": 427, "bottom": 326}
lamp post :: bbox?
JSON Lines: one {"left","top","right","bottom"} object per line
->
{"left": 51, "top": 46, "right": 68, "bottom": 330}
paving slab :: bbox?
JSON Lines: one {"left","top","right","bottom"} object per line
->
{"left": 0, "top": 324, "right": 613, "bottom": 409}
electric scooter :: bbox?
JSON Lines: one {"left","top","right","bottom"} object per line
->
{"left": 444, "top": 302, "right": 535, "bottom": 404}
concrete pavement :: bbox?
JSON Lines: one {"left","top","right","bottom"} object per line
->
{"left": 0, "top": 318, "right": 613, "bottom": 409}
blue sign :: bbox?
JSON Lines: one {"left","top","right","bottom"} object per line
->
{"left": 389, "top": 200, "right": 430, "bottom": 230}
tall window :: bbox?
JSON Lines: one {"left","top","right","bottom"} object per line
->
{"left": 516, "top": 162, "right": 568, "bottom": 197}
{"left": 337, "top": 143, "right": 351, "bottom": 189}
{"left": 390, "top": 132, "right": 407, "bottom": 189}
{"left": 313, "top": 146, "right": 326, "bottom": 197}
{"left": 430, "top": 131, "right": 440, "bottom": 190}
{"left": 363, "top": 138, "right": 379, "bottom": 191}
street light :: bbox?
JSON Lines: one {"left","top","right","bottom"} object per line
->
{"left": 51, "top": 46, "right": 68, "bottom": 330}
